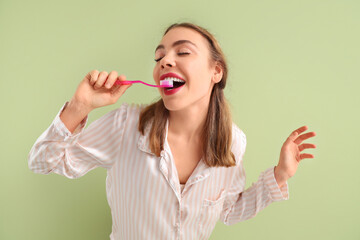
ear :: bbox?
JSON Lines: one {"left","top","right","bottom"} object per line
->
{"left": 212, "top": 62, "right": 223, "bottom": 83}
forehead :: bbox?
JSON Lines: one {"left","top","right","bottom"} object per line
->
{"left": 157, "top": 27, "right": 209, "bottom": 51}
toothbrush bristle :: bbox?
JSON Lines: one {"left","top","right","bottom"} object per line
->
{"left": 160, "top": 79, "right": 173, "bottom": 88}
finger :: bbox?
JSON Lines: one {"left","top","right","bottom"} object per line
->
{"left": 117, "top": 75, "right": 127, "bottom": 83}
{"left": 288, "top": 126, "right": 308, "bottom": 141}
{"left": 298, "top": 143, "right": 316, "bottom": 152}
{"left": 110, "top": 85, "right": 132, "bottom": 104}
{"left": 299, "top": 153, "right": 315, "bottom": 161}
{"left": 104, "top": 71, "right": 118, "bottom": 89}
{"left": 294, "top": 132, "right": 316, "bottom": 145}
{"left": 94, "top": 71, "right": 108, "bottom": 89}
{"left": 113, "top": 82, "right": 132, "bottom": 98}
{"left": 111, "top": 75, "right": 131, "bottom": 95}
{"left": 89, "top": 69, "right": 99, "bottom": 85}
{"left": 113, "top": 75, "right": 128, "bottom": 87}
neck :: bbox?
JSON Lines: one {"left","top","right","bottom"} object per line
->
{"left": 167, "top": 98, "right": 209, "bottom": 142}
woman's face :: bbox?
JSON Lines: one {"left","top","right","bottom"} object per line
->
{"left": 153, "top": 27, "right": 222, "bottom": 112}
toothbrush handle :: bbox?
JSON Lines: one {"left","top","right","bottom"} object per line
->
{"left": 115, "top": 80, "right": 163, "bottom": 88}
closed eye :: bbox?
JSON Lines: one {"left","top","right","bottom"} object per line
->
{"left": 154, "top": 52, "right": 190, "bottom": 62}
{"left": 178, "top": 52, "right": 190, "bottom": 56}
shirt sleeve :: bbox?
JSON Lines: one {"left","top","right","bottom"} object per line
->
{"left": 220, "top": 127, "right": 289, "bottom": 225}
{"left": 28, "top": 101, "right": 128, "bottom": 179}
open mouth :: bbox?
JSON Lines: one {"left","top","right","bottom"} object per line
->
{"left": 164, "top": 78, "right": 185, "bottom": 90}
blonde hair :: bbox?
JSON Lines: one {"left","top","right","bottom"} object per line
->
{"left": 138, "top": 22, "right": 236, "bottom": 167}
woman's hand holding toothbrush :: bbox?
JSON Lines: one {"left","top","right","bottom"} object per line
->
{"left": 60, "top": 69, "right": 172, "bottom": 134}
{"left": 70, "top": 70, "right": 132, "bottom": 112}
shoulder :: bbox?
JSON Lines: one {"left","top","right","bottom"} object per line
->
{"left": 231, "top": 122, "right": 246, "bottom": 145}
{"left": 97, "top": 102, "right": 150, "bottom": 127}
{"left": 231, "top": 122, "right": 247, "bottom": 163}
{"left": 114, "top": 102, "right": 150, "bottom": 117}
{"left": 116, "top": 102, "right": 149, "bottom": 112}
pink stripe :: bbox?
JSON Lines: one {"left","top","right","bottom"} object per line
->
{"left": 28, "top": 101, "right": 290, "bottom": 239}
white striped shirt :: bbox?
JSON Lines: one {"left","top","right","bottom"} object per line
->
{"left": 28, "top": 101, "right": 289, "bottom": 240}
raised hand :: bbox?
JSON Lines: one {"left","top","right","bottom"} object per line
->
{"left": 274, "top": 126, "right": 317, "bottom": 186}
{"left": 71, "top": 70, "right": 132, "bottom": 111}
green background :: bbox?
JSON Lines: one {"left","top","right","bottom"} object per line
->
{"left": 1, "top": 0, "right": 359, "bottom": 239}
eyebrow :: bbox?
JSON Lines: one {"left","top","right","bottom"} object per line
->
{"left": 155, "top": 40, "right": 197, "bottom": 53}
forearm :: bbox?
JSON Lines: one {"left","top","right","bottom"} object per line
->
{"left": 222, "top": 166, "right": 289, "bottom": 225}
{"left": 60, "top": 100, "right": 92, "bottom": 134}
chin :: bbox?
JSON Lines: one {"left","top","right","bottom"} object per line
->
{"left": 162, "top": 101, "right": 176, "bottom": 111}
{"left": 162, "top": 99, "right": 185, "bottom": 112}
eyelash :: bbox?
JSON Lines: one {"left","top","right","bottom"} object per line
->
{"left": 154, "top": 52, "right": 190, "bottom": 62}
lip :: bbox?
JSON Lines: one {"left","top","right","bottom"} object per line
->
{"left": 160, "top": 72, "right": 185, "bottom": 81}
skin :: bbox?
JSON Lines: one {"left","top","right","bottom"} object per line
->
{"left": 152, "top": 27, "right": 317, "bottom": 187}
{"left": 275, "top": 126, "right": 317, "bottom": 187}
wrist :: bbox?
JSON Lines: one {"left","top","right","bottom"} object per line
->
{"left": 274, "top": 166, "right": 288, "bottom": 188}
{"left": 59, "top": 100, "right": 90, "bottom": 135}
{"left": 68, "top": 99, "right": 93, "bottom": 114}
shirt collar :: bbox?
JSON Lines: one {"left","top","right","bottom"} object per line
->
{"left": 137, "top": 117, "right": 213, "bottom": 185}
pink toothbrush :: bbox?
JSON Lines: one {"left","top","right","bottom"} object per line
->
{"left": 114, "top": 79, "right": 173, "bottom": 88}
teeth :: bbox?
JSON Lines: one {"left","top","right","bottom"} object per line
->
{"left": 163, "top": 77, "right": 185, "bottom": 83}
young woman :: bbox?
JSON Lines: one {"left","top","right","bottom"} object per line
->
{"left": 28, "top": 22, "right": 316, "bottom": 239}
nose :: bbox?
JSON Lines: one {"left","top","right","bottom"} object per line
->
{"left": 160, "top": 54, "right": 175, "bottom": 69}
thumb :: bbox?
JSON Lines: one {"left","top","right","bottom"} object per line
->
{"left": 112, "top": 82, "right": 132, "bottom": 99}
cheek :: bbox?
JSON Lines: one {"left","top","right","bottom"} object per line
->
{"left": 153, "top": 67, "right": 158, "bottom": 82}
{"left": 190, "top": 69, "right": 212, "bottom": 87}
{"left": 190, "top": 61, "right": 211, "bottom": 80}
